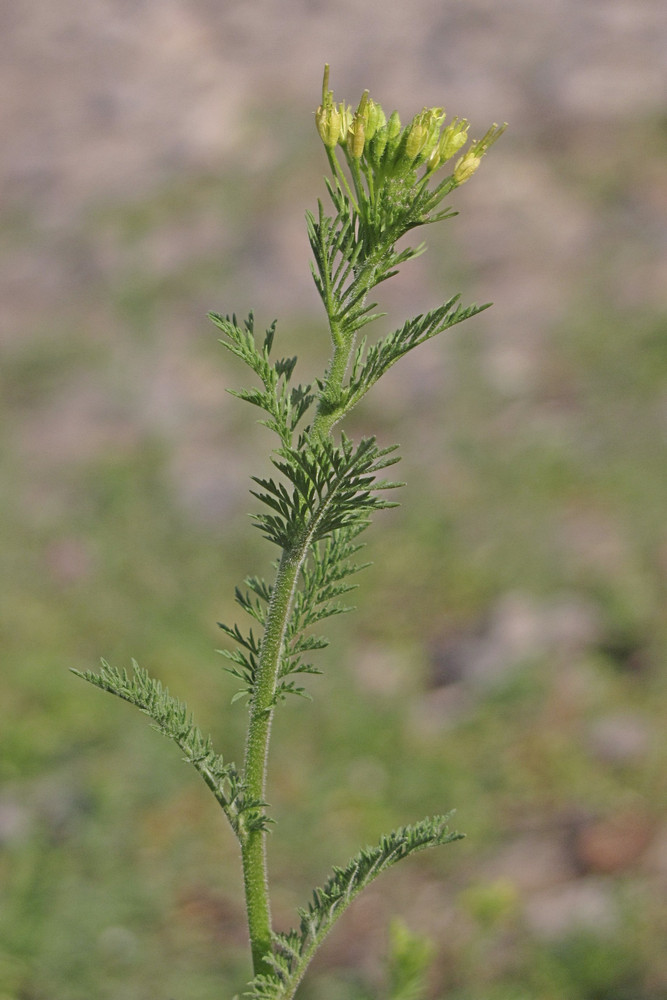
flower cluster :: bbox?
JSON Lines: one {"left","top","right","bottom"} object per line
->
{"left": 315, "top": 64, "right": 505, "bottom": 193}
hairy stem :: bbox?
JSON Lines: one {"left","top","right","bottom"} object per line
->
{"left": 242, "top": 545, "right": 303, "bottom": 973}
{"left": 327, "top": 146, "right": 359, "bottom": 214}
{"left": 241, "top": 318, "right": 361, "bottom": 972}
{"left": 312, "top": 336, "right": 355, "bottom": 439}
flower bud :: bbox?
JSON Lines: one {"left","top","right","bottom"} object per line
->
{"left": 355, "top": 90, "right": 370, "bottom": 125}
{"left": 386, "top": 110, "right": 401, "bottom": 141}
{"left": 316, "top": 103, "right": 343, "bottom": 148}
{"left": 347, "top": 113, "right": 366, "bottom": 159}
{"left": 365, "top": 98, "right": 386, "bottom": 142}
{"left": 370, "top": 123, "right": 389, "bottom": 164}
{"left": 422, "top": 107, "right": 446, "bottom": 156}
{"left": 437, "top": 118, "right": 470, "bottom": 163}
{"left": 316, "top": 64, "right": 346, "bottom": 149}
{"left": 382, "top": 110, "right": 403, "bottom": 165}
{"left": 425, "top": 148, "right": 441, "bottom": 173}
{"left": 453, "top": 151, "right": 481, "bottom": 184}
{"left": 452, "top": 122, "right": 506, "bottom": 183}
{"left": 405, "top": 107, "right": 445, "bottom": 163}
{"left": 405, "top": 119, "right": 427, "bottom": 161}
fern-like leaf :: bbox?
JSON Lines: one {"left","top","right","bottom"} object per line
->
{"left": 71, "top": 659, "right": 267, "bottom": 839}
{"left": 341, "top": 297, "right": 491, "bottom": 415}
{"left": 244, "top": 815, "right": 463, "bottom": 999}
{"left": 210, "top": 312, "right": 315, "bottom": 447}
{"left": 249, "top": 435, "right": 401, "bottom": 550}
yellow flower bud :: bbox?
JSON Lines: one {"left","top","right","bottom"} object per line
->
{"left": 405, "top": 107, "right": 445, "bottom": 163}
{"left": 452, "top": 123, "right": 506, "bottom": 183}
{"left": 438, "top": 118, "right": 470, "bottom": 163}
{"left": 315, "top": 64, "right": 346, "bottom": 149}
{"left": 453, "top": 151, "right": 481, "bottom": 184}
{"left": 347, "top": 113, "right": 366, "bottom": 159}
{"left": 316, "top": 103, "right": 343, "bottom": 148}
{"left": 405, "top": 120, "right": 427, "bottom": 161}
{"left": 425, "top": 148, "right": 441, "bottom": 173}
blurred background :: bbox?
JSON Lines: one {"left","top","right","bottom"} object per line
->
{"left": 1, "top": 2, "right": 666, "bottom": 998}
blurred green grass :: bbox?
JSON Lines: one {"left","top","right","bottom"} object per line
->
{"left": 1, "top": 125, "right": 667, "bottom": 999}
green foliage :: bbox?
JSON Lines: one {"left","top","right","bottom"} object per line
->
{"left": 72, "top": 659, "right": 267, "bottom": 838}
{"left": 209, "top": 313, "right": 315, "bottom": 449}
{"left": 248, "top": 432, "right": 401, "bottom": 550}
{"left": 219, "top": 524, "right": 370, "bottom": 703}
{"left": 246, "top": 818, "right": 462, "bottom": 1000}
{"left": 75, "top": 66, "right": 505, "bottom": 995}
{"left": 342, "top": 296, "right": 490, "bottom": 409}
{"left": 305, "top": 181, "right": 489, "bottom": 426}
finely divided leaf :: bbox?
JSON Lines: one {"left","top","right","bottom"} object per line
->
{"left": 210, "top": 312, "right": 315, "bottom": 447}
{"left": 251, "top": 435, "right": 402, "bottom": 549}
{"left": 71, "top": 659, "right": 267, "bottom": 839}
{"left": 244, "top": 815, "right": 463, "bottom": 999}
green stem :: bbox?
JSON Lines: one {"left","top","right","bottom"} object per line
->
{"left": 241, "top": 315, "right": 361, "bottom": 972}
{"left": 241, "top": 544, "right": 303, "bottom": 974}
{"left": 327, "top": 147, "right": 360, "bottom": 214}
{"left": 312, "top": 335, "right": 355, "bottom": 440}
{"left": 240, "top": 171, "right": 381, "bottom": 967}
{"left": 349, "top": 158, "right": 369, "bottom": 230}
